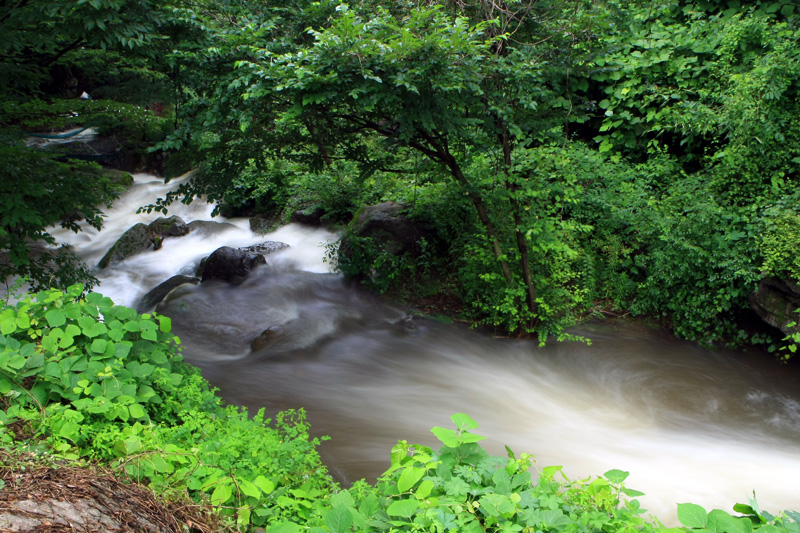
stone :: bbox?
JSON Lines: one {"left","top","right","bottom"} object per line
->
{"left": 98, "top": 216, "right": 190, "bottom": 268}
{"left": 342, "top": 201, "right": 429, "bottom": 257}
{"left": 749, "top": 277, "right": 800, "bottom": 335}
{"left": 137, "top": 275, "right": 200, "bottom": 313}
{"left": 199, "top": 246, "right": 267, "bottom": 284}
{"left": 241, "top": 241, "right": 290, "bottom": 255}
{"left": 187, "top": 219, "right": 238, "bottom": 235}
{"left": 249, "top": 216, "right": 278, "bottom": 235}
{"left": 291, "top": 207, "right": 325, "bottom": 226}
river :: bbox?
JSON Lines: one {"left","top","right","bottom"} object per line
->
{"left": 49, "top": 172, "right": 800, "bottom": 524}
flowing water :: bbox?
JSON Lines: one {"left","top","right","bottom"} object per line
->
{"left": 49, "top": 173, "right": 800, "bottom": 524}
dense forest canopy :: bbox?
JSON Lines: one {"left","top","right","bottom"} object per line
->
{"left": 1, "top": 0, "right": 799, "bottom": 350}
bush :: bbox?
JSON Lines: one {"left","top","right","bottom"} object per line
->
{"left": 0, "top": 285, "right": 335, "bottom": 529}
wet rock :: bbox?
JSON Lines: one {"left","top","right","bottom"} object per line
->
{"left": 251, "top": 326, "right": 284, "bottom": 351}
{"left": 291, "top": 207, "right": 325, "bottom": 226}
{"left": 137, "top": 275, "right": 200, "bottom": 313}
{"left": 249, "top": 216, "right": 278, "bottom": 235}
{"left": 341, "top": 201, "right": 429, "bottom": 258}
{"left": 102, "top": 168, "right": 134, "bottom": 187}
{"left": 148, "top": 215, "right": 190, "bottom": 237}
{"left": 187, "top": 219, "right": 238, "bottom": 235}
{"left": 749, "top": 277, "right": 800, "bottom": 336}
{"left": 98, "top": 216, "right": 191, "bottom": 268}
{"left": 200, "top": 246, "right": 267, "bottom": 284}
{"left": 241, "top": 241, "right": 290, "bottom": 255}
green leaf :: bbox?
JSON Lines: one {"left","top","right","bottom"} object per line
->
{"left": 415, "top": 479, "right": 434, "bottom": 500}
{"left": 386, "top": 498, "right": 419, "bottom": 518}
{"left": 211, "top": 482, "right": 233, "bottom": 506}
{"left": 253, "top": 475, "right": 275, "bottom": 494}
{"left": 128, "top": 403, "right": 146, "bottom": 419}
{"left": 158, "top": 315, "right": 171, "bottom": 333}
{"left": 604, "top": 469, "right": 630, "bottom": 483}
{"left": 431, "top": 426, "right": 460, "bottom": 448}
{"left": 678, "top": 502, "right": 709, "bottom": 528}
{"left": 451, "top": 413, "right": 479, "bottom": 430}
{"left": 266, "top": 522, "right": 301, "bottom": 533}
{"left": 458, "top": 431, "right": 486, "bottom": 444}
{"left": 239, "top": 478, "right": 261, "bottom": 498}
{"left": 90, "top": 338, "right": 107, "bottom": 354}
{"left": 397, "top": 467, "right": 425, "bottom": 493}
{"left": 323, "top": 505, "right": 353, "bottom": 533}
{"left": 45, "top": 309, "right": 66, "bottom": 327}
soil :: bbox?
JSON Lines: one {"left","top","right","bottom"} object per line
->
{"left": 0, "top": 450, "right": 222, "bottom": 533}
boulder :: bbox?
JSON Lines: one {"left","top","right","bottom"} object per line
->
{"left": 291, "top": 207, "right": 325, "bottom": 226}
{"left": 101, "top": 168, "right": 134, "bottom": 187}
{"left": 749, "top": 277, "right": 800, "bottom": 336}
{"left": 342, "top": 201, "right": 429, "bottom": 257}
{"left": 199, "top": 246, "right": 267, "bottom": 284}
{"left": 249, "top": 216, "right": 278, "bottom": 235}
{"left": 187, "top": 220, "right": 238, "bottom": 235}
{"left": 148, "top": 215, "right": 190, "bottom": 237}
{"left": 137, "top": 275, "right": 200, "bottom": 313}
{"left": 98, "top": 216, "right": 190, "bottom": 268}
{"left": 241, "top": 241, "right": 290, "bottom": 255}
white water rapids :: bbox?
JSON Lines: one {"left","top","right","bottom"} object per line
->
{"left": 44, "top": 173, "right": 800, "bottom": 525}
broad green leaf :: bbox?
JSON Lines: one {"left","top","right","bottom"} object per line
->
{"left": 415, "top": 479, "right": 434, "bottom": 500}
{"left": 211, "top": 482, "right": 233, "bottom": 506}
{"left": 237, "top": 506, "right": 251, "bottom": 529}
{"left": 90, "top": 338, "right": 107, "bottom": 354}
{"left": 15, "top": 311, "right": 30, "bottom": 330}
{"left": 458, "top": 431, "right": 486, "bottom": 443}
{"left": 266, "top": 522, "right": 301, "bottom": 533}
{"left": 397, "top": 466, "right": 425, "bottom": 493}
{"left": 678, "top": 502, "right": 709, "bottom": 528}
{"left": 239, "top": 478, "right": 261, "bottom": 498}
{"left": 128, "top": 403, "right": 146, "bottom": 419}
{"left": 323, "top": 505, "right": 353, "bottom": 533}
{"left": 451, "top": 413, "right": 479, "bottom": 430}
{"left": 253, "top": 475, "right": 275, "bottom": 494}
{"left": 158, "top": 315, "right": 171, "bottom": 333}
{"left": 604, "top": 469, "right": 630, "bottom": 483}
{"left": 45, "top": 309, "right": 66, "bottom": 327}
{"left": 431, "top": 426, "right": 459, "bottom": 448}
{"left": 386, "top": 498, "right": 419, "bottom": 518}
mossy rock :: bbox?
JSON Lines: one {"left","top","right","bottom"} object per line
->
{"left": 101, "top": 169, "right": 134, "bottom": 187}
{"left": 98, "top": 216, "right": 190, "bottom": 268}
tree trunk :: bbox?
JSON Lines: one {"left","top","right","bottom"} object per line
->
{"left": 501, "top": 128, "right": 538, "bottom": 319}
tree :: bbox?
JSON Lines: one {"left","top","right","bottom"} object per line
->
{"left": 225, "top": 1, "right": 601, "bottom": 337}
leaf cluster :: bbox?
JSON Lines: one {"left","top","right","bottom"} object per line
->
{"left": 0, "top": 286, "right": 335, "bottom": 529}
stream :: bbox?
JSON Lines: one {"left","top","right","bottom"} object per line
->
{"left": 48, "top": 172, "right": 800, "bottom": 524}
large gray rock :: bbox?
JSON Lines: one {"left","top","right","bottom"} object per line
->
{"left": 249, "top": 216, "right": 278, "bottom": 235}
{"left": 98, "top": 216, "right": 190, "bottom": 268}
{"left": 291, "top": 207, "right": 325, "bottom": 226}
{"left": 137, "top": 275, "right": 200, "bottom": 313}
{"left": 342, "top": 201, "right": 429, "bottom": 257}
{"left": 187, "top": 219, "right": 238, "bottom": 235}
{"left": 749, "top": 278, "right": 800, "bottom": 336}
{"left": 200, "top": 246, "right": 267, "bottom": 284}
{"left": 148, "top": 215, "right": 190, "bottom": 237}
{"left": 241, "top": 241, "right": 290, "bottom": 255}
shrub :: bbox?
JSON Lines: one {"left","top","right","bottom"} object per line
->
{"left": 0, "top": 285, "right": 335, "bottom": 529}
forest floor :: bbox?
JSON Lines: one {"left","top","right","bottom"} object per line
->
{"left": 0, "top": 448, "right": 222, "bottom": 533}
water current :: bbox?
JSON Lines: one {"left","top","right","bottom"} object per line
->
{"left": 49, "top": 172, "right": 800, "bottom": 524}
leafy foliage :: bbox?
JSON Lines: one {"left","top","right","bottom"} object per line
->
{"left": 0, "top": 286, "right": 335, "bottom": 529}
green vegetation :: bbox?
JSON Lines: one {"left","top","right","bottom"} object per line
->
{"left": 0, "top": 286, "right": 333, "bottom": 528}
